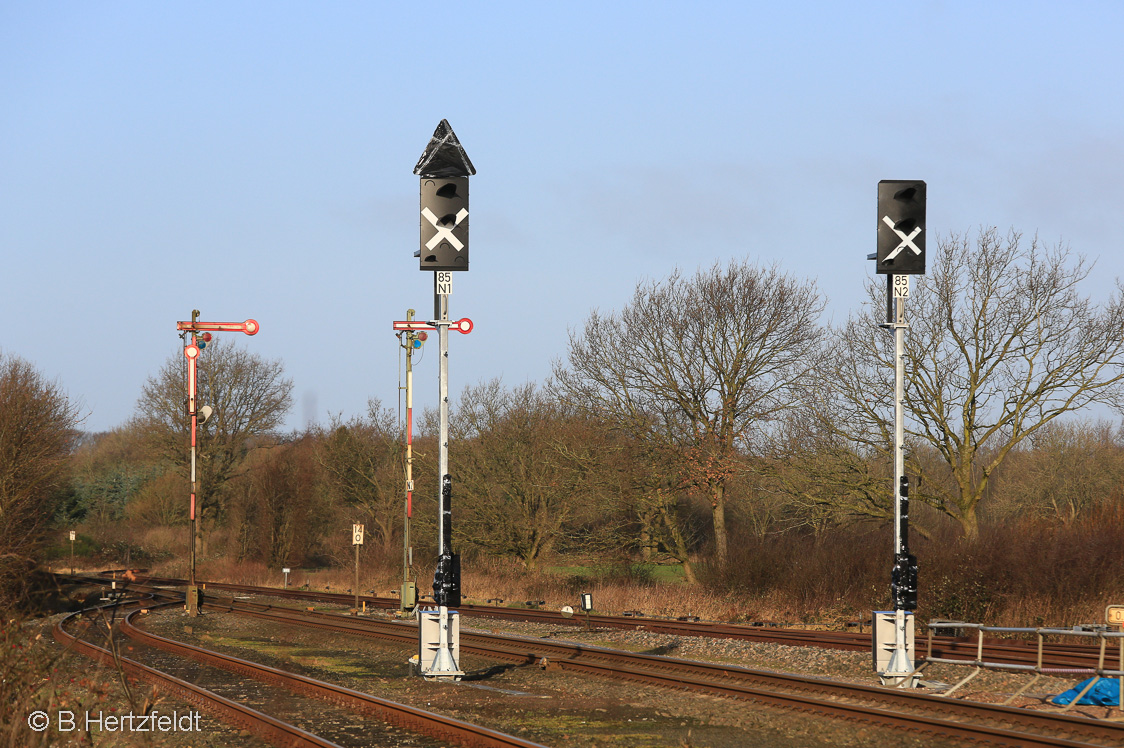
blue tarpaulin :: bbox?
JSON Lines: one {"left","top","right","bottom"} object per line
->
{"left": 1051, "top": 677, "right": 1120, "bottom": 706}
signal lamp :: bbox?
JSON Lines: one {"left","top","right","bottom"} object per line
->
{"left": 876, "top": 180, "right": 927, "bottom": 275}
{"left": 891, "top": 552, "right": 919, "bottom": 611}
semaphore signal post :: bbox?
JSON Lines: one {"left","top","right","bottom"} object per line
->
{"left": 176, "top": 311, "right": 259, "bottom": 616}
{"left": 395, "top": 309, "right": 424, "bottom": 614}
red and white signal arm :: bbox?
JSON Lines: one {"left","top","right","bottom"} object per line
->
{"left": 392, "top": 320, "right": 435, "bottom": 331}
{"left": 392, "top": 318, "right": 473, "bottom": 334}
{"left": 177, "top": 319, "right": 260, "bottom": 335}
{"left": 352, "top": 524, "right": 365, "bottom": 546}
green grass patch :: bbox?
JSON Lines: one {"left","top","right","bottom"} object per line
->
{"left": 203, "top": 635, "right": 370, "bottom": 675}
{"left": 643, "top": 565, "right": 686, "bottom": 583}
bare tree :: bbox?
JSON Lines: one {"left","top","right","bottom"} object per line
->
{"left": 135, "top": 338, "right": 293, "bottom": 553}
{"left": 765, "top": 409, "right": 893, "bottom": 534}
{"left": 316, "top": 399, "right": 403, "bottom": 555}
{"left": 0, "top": 353, "right": 80, "bottom": 604}
{"left": 554, "top": 260, "right": 826, "bottom": 566}
{"left": 449, "top": 380, "right": 606, "bottom": 569}
{"left": 822, "top": 229, "right": 1124, "bottom": 539}
{"left": 228, "top": 435, "right": 326, "bottom": 566}
{"left": 993, "top": 419, "right": 1124, "bottom": 525}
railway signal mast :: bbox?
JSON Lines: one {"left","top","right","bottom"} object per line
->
{"left": 870, "top": 181, "right": 926, "bottom": 686}
{"left": 176, "top": 311, "right": 260, "bottom": 616}
{"left": 411, "top": 119, "right": 475, "bottom": 679}
{"left": 394, "top": 308, "right": 428, "bottom": 613}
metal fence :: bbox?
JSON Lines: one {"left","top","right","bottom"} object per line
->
{"left": 914, "top": 621, "right": 1124, "bottom": 712}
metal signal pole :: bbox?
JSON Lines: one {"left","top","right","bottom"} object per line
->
{"left": 411, "top": 119, "right": 474, "bottom": 679}
{"left": 435, "top": 284, "right": 449, "bottom": 560}
{"left": 883, "top": 287, "right": 916, "bottom": 685}
{"left": 397, "top": 309, "right": 425, "bottom": 613}
{"left": 873, "top": 181, "right": 926, "bottom": 687}
{"left": 176, "top": 311, "right": 259, "bottom": 616}
{"left": 429, "top": 275, "right": 461, "bottom": 676}
{"left": 391, "top": 310, "right": 472, "bottom": 654}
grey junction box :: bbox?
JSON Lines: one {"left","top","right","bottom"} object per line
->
{"left": 418, "top": 608, "right": 462, "bottom": 676}
{"left": 872, "top": 610, "right": 915, "bottom": 672}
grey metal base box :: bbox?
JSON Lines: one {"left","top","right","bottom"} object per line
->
{"left": 418, "top": 609, "right": 462, "bottom": 677}
{"left": 872, "top": 610, "right": 915, "bottom": 672}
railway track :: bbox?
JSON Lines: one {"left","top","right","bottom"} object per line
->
{"left": 121, "top": 588, "right": 1124, "bottom": 747}
{"left": 54, "top": 600, "right": 338, "bottom": 748}
{"left": 54, "top": 597, "right": 548, "bottom": 748}
{"left": 102, "top": 572, "right": 1122, "bottom": 672}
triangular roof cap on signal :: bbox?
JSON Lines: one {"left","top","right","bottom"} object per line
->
{"left": 413, "top": 119, "right": 476, "bottom": 178}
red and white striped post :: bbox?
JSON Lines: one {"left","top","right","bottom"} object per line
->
{"left": 394, "top": 309, "right": 427, "bottom": 612}
{"left": 176, "top": 311, "right": 259, "bottom": 616}
{"left": 391, "top": 313, "right": 472, "bottom": 620}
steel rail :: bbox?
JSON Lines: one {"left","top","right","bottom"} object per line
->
{"left": 124, "top": 574, "right": 1120, "bottom": 669}
{"left": 193, "top": 596, "right": 1124, "bottom": 748}
{"left": 120, "top": 603, "right": 548, "bottom": 748}
{"left": 53, "top": 602, "right": 342, "bottom": 748}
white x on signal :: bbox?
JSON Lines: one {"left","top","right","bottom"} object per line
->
{"left": 422, "top": 207, "right": 469, "bottom": 251}
{"left": 882, "top": 216, "right": 922, "bottom": 260}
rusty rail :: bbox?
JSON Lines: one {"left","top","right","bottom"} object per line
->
{"left": 190, "top": 594, "right": 1124, "bottom": 747}
{"left": 119, "top": 604, "right": 548, "bottom": 748}
{"left": 53, "top": 602, "right": 341, "bottom": 748}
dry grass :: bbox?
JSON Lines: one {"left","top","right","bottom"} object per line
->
{"left": 150, "top": 554, "right": 845, "bottom": 624}
{"left": 705, "top": 508, "right": 1124, "bottom": 627}
{"left": 0, "top": 614, "right": 172, "bottom": 748}
{"left": 458, "top": 559, "right": 745, "bottom": 620}
{"left": 137, "top": 506, "right": 1124, "bottom": 629}
{"left": 134, "top": 526, "right": 184, "bottom": 558}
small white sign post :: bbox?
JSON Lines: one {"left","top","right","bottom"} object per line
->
{"left": 352, "top": 524, "right": 364, "bottom": 613}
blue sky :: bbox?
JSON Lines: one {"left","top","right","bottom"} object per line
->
{"left": 2, "top": 2, "right": 1123, "bottom": 433}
